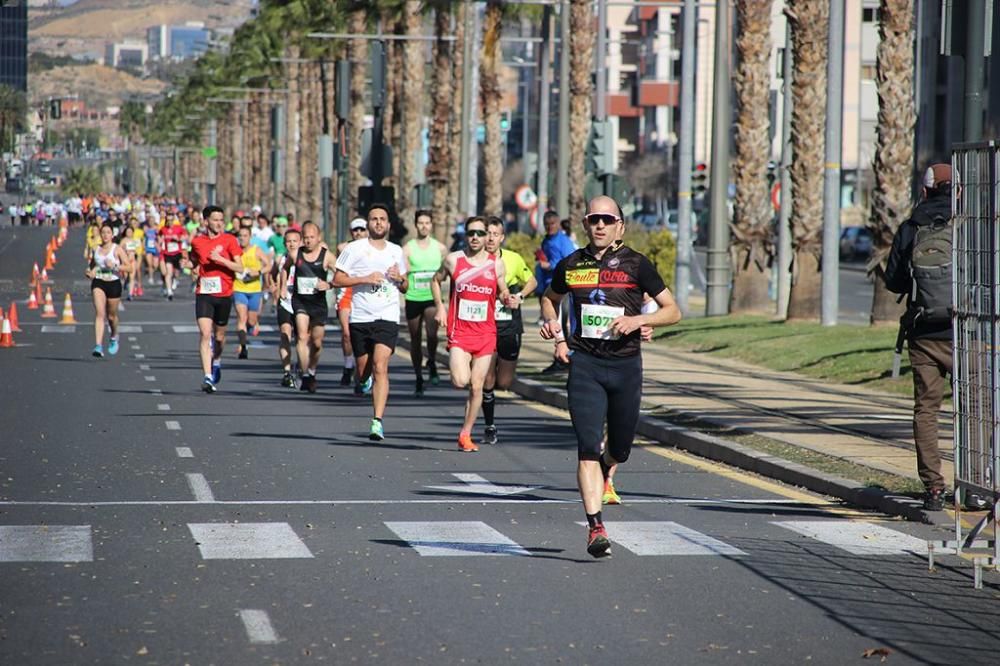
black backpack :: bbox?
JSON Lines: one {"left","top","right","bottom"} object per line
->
{"left": 909, "top": 213, "right": 952, "bottom": 323}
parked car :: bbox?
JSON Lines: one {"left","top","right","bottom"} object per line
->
{"left": 839, "top": 226, "right": 873, "bottom": 261}
{"left": 4, "top": 177, "right": 22, "bottom": 194}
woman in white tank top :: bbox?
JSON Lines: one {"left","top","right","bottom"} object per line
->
{"left": 85, "top": 223, "right": 132, "bottom": 358}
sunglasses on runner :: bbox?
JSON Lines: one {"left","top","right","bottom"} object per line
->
{"left": 466, "top": 229, "right": 487, "bottom": 237}
{"left": 585, "top": 213, "right": 622, "bottom": 226}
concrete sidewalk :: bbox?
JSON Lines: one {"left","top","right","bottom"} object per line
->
{"left": 491, "top": 306, "right": 950, "bottom": 524}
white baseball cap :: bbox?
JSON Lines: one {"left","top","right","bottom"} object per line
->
{"left": 350, "top": 218, "right": 367, "bottom": 231}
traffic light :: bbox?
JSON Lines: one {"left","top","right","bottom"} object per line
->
{"left": 49, "top": 99, "right": 61, "bottom": 120}
{"left": 692, "top": 162, "right": 708, "bottom": 195}
{"left": 587, "top": 120, "right": 612, "bottom": 176}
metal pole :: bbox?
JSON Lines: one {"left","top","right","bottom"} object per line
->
{"left": 556, "top": 0, "right": 570, "bottom": 218}
{"left": 674, "top": 0, "right": 696, "bottom": 316}
{"left": 536, "top": 5, "right": 553, "bottom": 215}
{"left": 964, "top": 0, "right": 985, "bottom": 141}
{"left": 458, "top": 2, "right": 476, "bottom": 217}
{"left": 705, "top": 0, "right": 731, "bottom": 316}
{"left": 206, "top": 118, "right": 217, "bottom": 206}
{"left": 820, "top": 0, "right": 844, "bottom": 326}
{"left": 595, "top": 0, "right": 607, "bottom": 121}
{"left": 777, "top": 19, "right": 793, "bottom": 319}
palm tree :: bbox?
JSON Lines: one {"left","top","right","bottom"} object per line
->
{"left": 347, "top": 8, "right": 368, "bottom": 218}
{"left": 868, "top": 0, "right": 916, "bottom": 324}
{"left": 0, "top": 85, "right": 26, "bottom": 153}
{"left": 568, "top": 0, "right": 594, "bottom": 220}
{"left": 398, "top": 0, "right": 426, "bottom": 236}
{"left": 480, "top": 0, "right": 504, "bottom": 217}
{"left": 730, "top": 0, "right": 774, "bottom": 313}
{"left": 63, "top": 166, "right": 101, "bottom": 195}
{"left": 785, "top": 0, "right": 828, "bottom": 320}
{"left": 446, "top": 1, "right": 467, "bottom": 232}
{"left": 425, "top": 1, "right": 454, "bottom": 242}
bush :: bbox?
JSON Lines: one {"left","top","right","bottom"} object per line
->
{"left": 503, "top": 231, "right": 539, "bottom": 269}
{"left": 623, "top": 227, "right": 676, "bottom": 290}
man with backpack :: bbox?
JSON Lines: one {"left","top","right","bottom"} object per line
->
{"left": 884, "top": 163, "right": 953, "bottom": 511}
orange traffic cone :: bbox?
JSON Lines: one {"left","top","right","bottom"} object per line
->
{"left": 7, "top": 302, "right": 20, "bottom": 332}
{"left": 40, "top": 268, "right": 50, "bottom": 283}
{"left": 50, "top": 250, "right": 57, "bottom": 266}
{"left": 40, "top": 288, "right": 57, "bottom": 318}
{"left": 59, "top": 293, "right": 77, "bottom": 324}
{"left": 26, "top": 289, "right": 38, "bottom": 310}
{"left": 44, "top": 252, "right": 53, "bottom": 271}
{"left": 0, "top": 315, "right": 14, "bottom": 348}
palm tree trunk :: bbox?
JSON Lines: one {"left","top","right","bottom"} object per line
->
{"left": 869, "top": 0, "right": 916, "bottom": 325}
{"left": 399, "top": 0, "right": 426, "bottom": 238}
{"left": 348, "top": 9, "right": 367, "bottom": 217}
{"left": 285, "top": 46, "right": 301, "bottom": 219}
{"left": 427, "top": 5, "right": 454, "bottom": 242}
{"left": 481, "top": 0, "right": 504, "bottom": 217}
{"left": 785, "top": 0, "right": 828, "bottom": 320}
{"left": 569, "top": 0, "right": 594, "bottom": 220}
{"left": 730, "top": 0, "right": 774, "bottom": 313}
{"left": 447, "top": 1, "right": 467, "bottom": 234}
{"left": 383, "top": 17, "right": 401, "bottom": 191}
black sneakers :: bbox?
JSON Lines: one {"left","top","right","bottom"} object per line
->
{"left": 340, "top": 368, "right": 353, "bottom": 387}
{"left": 541, "top": 360, "right": 569, "bottom": 375}
{"left": 482, "top": 425, "right": 498, "bottom": 445}
{"left": 923, "top": 488, "right": 945, "bottom": 512}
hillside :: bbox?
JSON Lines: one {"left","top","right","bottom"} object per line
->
{"left": 30, "top": 64, "right": 166, "bottom": 110}
{"left": 31, "top": 0, "right": 252, "bottom": 41}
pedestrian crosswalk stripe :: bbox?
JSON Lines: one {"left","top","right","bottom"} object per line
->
{"left": 384, "top": 521, "right": 532, "bottom": 556}
{"left": 576, "top": 521, "right": 746, "bottom": 556}
{"left": 118, "top": 325, "right": 143, "bottom": 333}
{"left": 0, "top": 525, "right": 93, "bottom": 562}
{"left": 172, "top": 325, "right": 200, "bottom": 333}
{"left": 41, "top": 325, "right": 75, "bottom": 333}
{"left": 187, "top": 522, "right": 313, "bottom": 559}
{"left": 238, "top": 609, "right": 281, "bottom": 644}
{"left": 772, "top": 520, "right": 948, "bottom": 556}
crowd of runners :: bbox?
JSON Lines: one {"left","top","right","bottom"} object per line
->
{"left": 76, "top": 193, "right": 681, "bottom": 558}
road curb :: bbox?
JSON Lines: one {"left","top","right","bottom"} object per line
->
{"left": 509, "top": 375, "right": 937, "bottom": 524}
{"left": 396, "top": 338, "right": 937, "bottom": 524}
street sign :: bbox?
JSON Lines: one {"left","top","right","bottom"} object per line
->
{"left": 514, "top": 184, "right": 537, "bottom": 211}
{"left": 771, "top": 182, "right": 781, "bottom": 212}
{"left": 202, "top": 146, "right": 218, "bottom": 159}
{"left": 528, "top": 205, "right": 539, "bottom": 231}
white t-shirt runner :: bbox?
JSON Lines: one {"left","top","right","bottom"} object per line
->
{"left": 334, "top": 238, "right": 407, "bottom": 324}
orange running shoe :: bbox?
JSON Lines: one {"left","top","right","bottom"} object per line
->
{"left": 458, "top": 432, "right": 479, "bottom": 452}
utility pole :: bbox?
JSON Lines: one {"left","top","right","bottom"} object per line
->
{"left": 777, "top": 20, "right": 793, "bottom": 319}
{"left": 536, "top": 5, "right": 553, "bottom": 216}
{"left": 458, "top": 3, "right": 476, "bottom": 218}
{"left": 206, "top": 118, "right": 217, "bottom": 206}
{"left": 705, "top": 0, "right": 731, "bottom": 316}
{"left": 318, "top": 59, "right": 333, "bottom": 241}
{"left": 964, "top": 0, "right": 986, "bottom": 141}
{"left": 595, "top": 0, "right": 611, "bottom": 196}
{"left": 674, "top": 0, "right": 696, "bottom": 316}
{"left": 821, "top": 0, "right": 844, "bottom": 326}
{"left": 556, "top": 0, "right": 570, "bottom": 218}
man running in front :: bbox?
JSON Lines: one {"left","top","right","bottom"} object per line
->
{"left": 540, "top": 195, "right": 681, "bottom": 558}
{"left": 333, "top": 204, "right": 407, "bottom": 441}
{"left": 187, "top": 205, "right": 243, "bottom": 394}
{"left": 432, "top": 216, "right": 512, "bottom": 452}
{"left": 403, "top": 209, "right": 447, "bottom": 395}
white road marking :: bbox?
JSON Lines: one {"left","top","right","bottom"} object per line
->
{"left": 576, "top": 521, "right": 746, "bottom": 556}
{"left": 0, "top": 525, "right": 93, "bottom": 562}
{"left": 139, "top": 364, "right": 151, "bottom": 370}
{"left": 186, "top": 473, "right": 215, "bottom": 502}
{"left": 165, "top": 420, "right": 181, "bottom": 430}
{"left": 41, "top": 325, "right": 75, "bottom": 333}
{"left": 144, "top": 376, "right": 156, "bottom": 382}
{"left": 150, "top": 389, "right": 162, "bottom": 395}
{"left": 187, "top": 522, "right": 314, "bottom": 559}
{"left": 127, "top": 336, "right": 137, "bottom": 341}
{"left": 134, "top": 353, "right": 145, "bottom": 360}
{"left": 424, "top": 473, "right": 541, "bottom": 496}
{"left": 385, "top": 521, "right": 532, "bottom": 556}
{"left": 172, "top": 325, "right": 200, "bottom": 333}
{"left": 176, "top": 447, "right": 194, "bottom": 458}
{"left": 119, "top": 326, "right": 142, "bottom": 333}
{"left": 132, "top": 345, "right": 141, "bottom": 350}
{"left": 238, "top": 609, "right": 281, "bottom": 645}
{"left": 157, "top": 404, "right": 171, "bottom": 411}
{"left": 773, "top": 520, "right": 949, "bottom": 556}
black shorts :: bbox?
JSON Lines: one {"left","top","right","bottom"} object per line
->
{"left": 277, "top": 305, "right": 294, "bottom": 328}
{"left": 405, "top": 299, "right": 435, "bottom": 321}
{"left": 292, "top": 296, "right": 328, "bottom": 327}
{"left": 567, "top": 351, "right": 642, "bottom": 463}
{"left": 496, "top": 333, "right": 522, "bottom": 362}
{"left": 91, "top": 279, "right": 122, "bottom": 300}
{"left": 195, "top": 294, "right": 233, "bottom": 327}
{"left": 163, "top": 254, "right": 183, "bottom": 269}
{"left": 349, "top": 320, "right": 399, "bottom": 357}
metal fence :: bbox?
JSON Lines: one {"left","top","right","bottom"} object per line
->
{"left": 929, "top": 142, "right": 1000, "bottom": 587}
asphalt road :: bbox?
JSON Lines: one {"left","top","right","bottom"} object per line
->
{"left": 1, "top": 228, "right": 998, "bottom": 665}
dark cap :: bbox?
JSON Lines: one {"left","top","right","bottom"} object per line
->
{"left": 923, "top": 163, "right": 952, "bottom": 189}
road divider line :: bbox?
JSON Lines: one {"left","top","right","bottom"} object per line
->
{"left": 144, "top": 376, "right": 157, "bottom": 382}
{"left": 134, "top": 354, "right": 145, "bottom": 360}
{"left": 186, "top": 473, "right": 215, "bottom": 502}
{"left": 176, "top": 447, "right": 194, "bottom": 458}
{"left": 165, "top": 420, "right": 181, "bottom": 431}
{"left": 238, "top": 610, "right": 281, "bottom": 645}
{"left": 157, "top": 404, "right": 171, "bottom": 411}
{"left": 139, "top": 364, "right": 151, "bottom": 371}
{"left": 131, "top": 345, "right": 141, "bottom": 350}
{"left": 150, "top": 389, "right": 162, "bottom": 395}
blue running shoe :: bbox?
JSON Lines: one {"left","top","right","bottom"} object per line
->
{"left": 201, "top": 376, "right": 217, "bottom": 393}
{"left": 362, "top": 376, "right": 373, "bottom": 395}
{"left": 92, "top": 345, "right": 103, "bottom": 358}
{"left": 211, "top": 364, "right": 221, "bottom": 385}
{"left": 369, "top": 418, "right": 384, "bottom": 441}
{"left": 108, "top": 337, "right": 119, "bottom": 356}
